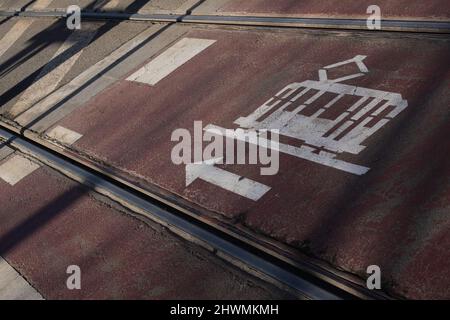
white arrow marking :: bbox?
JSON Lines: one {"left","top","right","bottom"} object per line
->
{"left": 186, "top": 158, "right": 271, "bottom": 201}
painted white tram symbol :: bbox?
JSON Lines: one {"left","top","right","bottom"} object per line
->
{"left": 206, "top": 55, "right": 408, "bottom": 175}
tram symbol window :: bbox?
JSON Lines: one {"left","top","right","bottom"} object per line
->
{"left": 231, "top": 55, "right": 408, "bottom": 175}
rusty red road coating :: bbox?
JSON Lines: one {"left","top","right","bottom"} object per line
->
{"left": 215, "top": 0, "right": 450, "bottom": 20}
{"left": 0, "top": 157, "right": 292, "bottom": 299}
{"left": 52, "top": 27, "right": 450, "bottom": 299}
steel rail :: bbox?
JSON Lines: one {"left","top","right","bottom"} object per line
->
{"left": 0, "top": 9, "right": 449, "bottom": 33}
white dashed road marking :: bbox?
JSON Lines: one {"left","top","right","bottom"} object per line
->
{"left": 126, "top": 38, "right": 216, "bottom": 86}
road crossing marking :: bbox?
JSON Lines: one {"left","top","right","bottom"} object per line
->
{"left": 46, "top": 125, "right": 83, "bottom": 145}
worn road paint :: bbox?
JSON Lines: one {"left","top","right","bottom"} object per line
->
{"left": 14, "top": 26, "right": 160, "bottom": 127}
{"left": 0, "top": 257, "right": 43, "bottom": 300}
{"left": 186, "top": 158, "right": 271, "bottom": 201}
{"left": 0, "top": 154, "right": 40, "bottom": 186}
{"left": 10, "top": 27, "right": 98, "bottom": 118}
{"left": 0, "top": 145, "right": 14, "bottom": 161}
{"left": 46, "top": 125, "right": 82, "bottom": 145}
{"left": 0, "top": 20, "right": 34, "bottom": 59}
{"left": 126, "top": 38, "right": 216, "bottom": 86}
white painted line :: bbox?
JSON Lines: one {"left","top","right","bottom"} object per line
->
{"left": 14, "top": 26, "right": 161, "bottom": 126}
{"left": 46, "top": 125, "right": 82, "bottom": 145}
{"left": 0, "top": 257, "right": 43, "bottom": 300}
{"left": 327, "top": 120, "right": 353, "bottom": 140}
{"left": 186, "top": 158, "right": 271, "bottom": 201}
{"left": 126, "top": 37, "right": 216, "bottom": 86}
{"left": 10, "top": 26, "right": 98, "bottom": 118}
{"left": 0, "top": 154, "right": 40, "bottom": 186}
{"left": 0, "top": 20, "right": 34, "bottom": 59}
{"left": 0, "top": 145, "right": 14, "bottom": 161}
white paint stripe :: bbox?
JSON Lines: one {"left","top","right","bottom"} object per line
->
{"left": 371, "top": 101, "right": 392, "bottom": 117}
{"left": 14, "top": 26, "right": 160, "bottom": 126}
{"left": 0, "top": 1, "right": 54, "bottom": 59}
{"left": 31, "top": 0, "right": 53, "bottom": 10}
{"left": 328, "top": 120, "right": 353, "bottom": 140}
{"left": 324, "top": 55, "right": 368, "bottom": 73}
{"left": 291, "top": 87, "right": 310, "bottom": 102}
{"left": 304, "top": 90, "right": 325, "bottom": 105}
{"left": 0, "top": 257, "right": 43, "bottom": 300}
{"left": 46, "top": 125, "right": 82, "bottom": 145}
{"left": 234, "top": 98, "right": 282, "bottom": 127}
{"left": 330, "top": 73, "right": 365, "bottom": 83}
{"left": 0, "top": 145, "right": 14, "bottom": 161}
{"left": 351, "top": 98, "right": 384, "bottom": 121}
{"left": 126, "top": 38, "right": 216, "bottom": 86}
{"left": 348, "top": 96, "right": 369, "bottom": 112}
{"left": 0, "top": 154, "right": 40, "bottom": 186}
{"left": 186, "top": 158, "right": 270, "bottom": 201}
{"left": 10, "top": 26, "right": 98, "bottom": 118}
{"left": 0, "top": 20, "right": 34, "bottom": 59}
